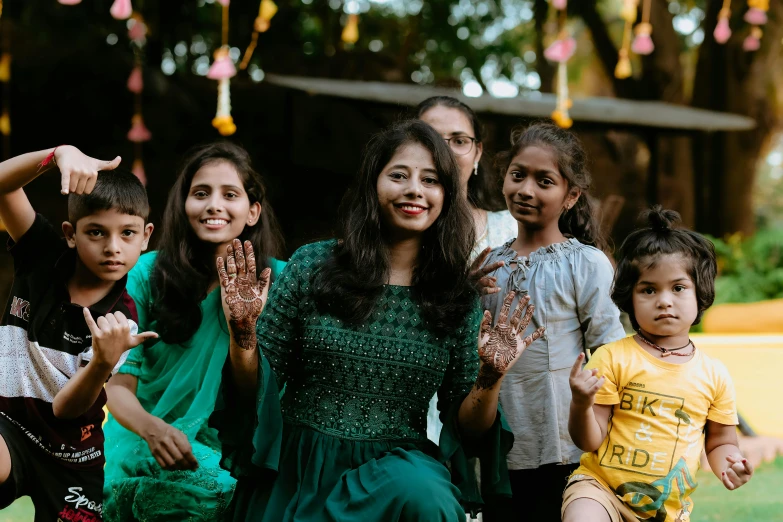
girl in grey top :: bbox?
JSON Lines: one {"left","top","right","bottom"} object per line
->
{"left": 480, "top": 124, "right": 625, "bottom": 522}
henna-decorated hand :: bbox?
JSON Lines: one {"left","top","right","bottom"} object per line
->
{"left": 469, "top": 247, "right": 504, "bottom": 296}
{"left": 217, "top": 239, "right": 271, "bottom": 350}
{"left": 476, "top": 292, "right": 545, "bottom": 390}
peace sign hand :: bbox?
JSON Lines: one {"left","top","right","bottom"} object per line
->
{"left": 55, "top": 145, "right": 121, "bottom": 195}
{"left": 217, "top": 239, "right": 271, "bottom": 350}
{"left": 476, "top": 292, "right": 545, "bottom": 390}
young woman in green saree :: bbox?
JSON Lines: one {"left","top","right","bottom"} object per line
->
{"left": 211, "top": 121, "right": 545, "bottom": 521}
{"left": 101, "top": 142, "right": 285, "bottom": 521}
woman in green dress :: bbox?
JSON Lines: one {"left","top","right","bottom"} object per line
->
{"left": 102, "top": 142, "right": 285, "bottom": 521}
{"left": 211, "top": 121, "right": 545, "bottom": 521}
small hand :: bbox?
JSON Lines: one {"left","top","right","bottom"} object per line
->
{"left": 83, "top": 308, "right": 157, "bottom": 368}
{"left": 721, "top": 453, "right": 753, "bottom": 490}
{"left": 217, "top": 239, "right": 271, "bottom": 350}
{"left": 56, "top": 145, "right": 121, "bottom": 195}
{"left": 469, "top": 247, "right": 504, "bottom": 296}
{"left": 569, "top": 353, "right": 605, "bottom": 409}
{"left": 142, "top": 418, "right": 199, "bottom": 471}
{"left": 476, "top": 291, "right": 545, "bottom": 390}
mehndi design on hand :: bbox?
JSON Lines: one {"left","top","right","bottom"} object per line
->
{"left": 476, "top": 291, "right": 545, "bottom": 390}
{"left": 217, "top": 239, "right": 271, "bottom": 350}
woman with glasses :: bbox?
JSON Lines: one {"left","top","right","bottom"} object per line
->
{"left": 417, "top": 96, "right": 518, "bottom": 258}
{"left": 417, "top": 96, "right": 518, "bottom": 446}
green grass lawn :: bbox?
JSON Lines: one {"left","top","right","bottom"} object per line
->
{"left": 2, "top": 458, "right": 783, "bottom": 520}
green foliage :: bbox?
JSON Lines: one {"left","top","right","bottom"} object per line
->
{"left": 708, "top": 229, "right": 783, "bottom": 305}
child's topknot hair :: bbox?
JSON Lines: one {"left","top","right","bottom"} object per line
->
{"left": 611, "top": 205, "right": 718, "bottom": 329}
{"left": 68, "top": 169, "right": 149, "bottom": 225}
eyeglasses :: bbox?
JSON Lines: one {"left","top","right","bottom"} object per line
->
{"left": 444, "top": 136, "right": 478, "bottom": 156}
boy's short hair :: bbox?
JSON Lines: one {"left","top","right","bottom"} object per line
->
{"left": 67, "top": 169, "right": 149, "bottom": 225}
{"left": 611, "top": 206, "right": 717, "bottom": 329}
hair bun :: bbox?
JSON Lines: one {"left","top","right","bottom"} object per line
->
{"left": 643, "top": 205, "right": 681, "bottom": 231}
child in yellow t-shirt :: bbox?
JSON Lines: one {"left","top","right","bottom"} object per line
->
{"left": 562, "top": 207, "right": 753, "bottom": 522}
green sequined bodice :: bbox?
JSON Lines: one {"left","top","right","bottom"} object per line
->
{"left": 257, "top": 241, "right": 480, "bottom": 443}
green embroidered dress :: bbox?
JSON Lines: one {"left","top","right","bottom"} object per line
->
{"left": 102, "top": 252, "right": 285, "bottom": 521}
{"left": 211, "top": 241, "right": 513, "bottom": 521}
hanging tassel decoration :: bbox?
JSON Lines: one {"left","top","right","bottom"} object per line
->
{"left": 110, "top": 0, "right": 132, "bottom": 20}
{"left": 0, "top": 52, "right": 10, "bottom": 83}
{"left": 58, "top": 0, "right": 82, "bottom": 5}
{"left": 714, "top": 0, "right": 732, "bottom": 44}
{"left": 128, "top": 15, "right": 147, "bottom": 44}
{"left": 545, "top": 3, "right": 573, "bottom": 129}
{"left": 551, "top": 0, "right": 567, "bottom": 9}
{"left": 615, "top": 0, "right": 637, "bottom": 79}
{"left": 745, "top": 0, "right": 769, "bottom": 25}
{"left": 127, "top": 66, "right": 143, "bottom": 93}
{"left": 210, "top": 1, "right": 237, "bottom": 136}
{"left": 132, "top": 157, "right": 147, "bottom": 186}
{"left": 632, "top": 0, "right": 654, "bottom": 55}
{"left": 239, "top": 0, "right": 277, "bottom": 70}
{"left": 0, "top": 50, "right": 8, "bottom": 137}
{"left": 342, "top": 14, "right": 359, "bottom": 45}
{"left": 127, "top": 114, "right": 151, "bottom": 142}
{"left": 743, "top": 26, "right": 762, "bottom": 50}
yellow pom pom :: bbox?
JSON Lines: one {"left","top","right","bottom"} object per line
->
{"left": 615, "top": 51, "right": 632, "bottom": 79}
{"left": 342, "top": 14, "right": 359, "bottom": 44}
{"left": 551, "top": 110, "right": 573, "bottom": 129}
{"left": 259, "top": 0, "right": 278, "bottom": 21}
{"left": 0, "top": 111, "right": 10, "bottom": 136}
{"left": 212, "top": 115, "right": 237, "bottom": 136}
{"left": 0, "top": 53, "right": 11, "bottom": 83}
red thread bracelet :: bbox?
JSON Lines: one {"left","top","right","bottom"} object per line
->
{"left": 40, "top": 145, "right": 63, "bottom": 168}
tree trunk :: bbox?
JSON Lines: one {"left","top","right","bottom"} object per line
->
{"left": 692, "top": 0, "right": 783, "bottom": 236}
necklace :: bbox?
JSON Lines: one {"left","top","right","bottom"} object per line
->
{"left": 636, "top": 331, "right": 696, "bottom": 358}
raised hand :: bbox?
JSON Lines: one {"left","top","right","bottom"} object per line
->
{"left": 55, "top": 145, "right": 122, "bottom": 195}
{"left": 569, "top": 353, "right": 605, "bottom": 409}
{"left": 83, "top": 308, "right": 158, "bottom": 368}
{"left": 217, "top": 239, "right": 271, "bottom": 350}
{"left": 721, "top": 453, "right": 753, "bottom": 490}
{"left": 476, "top": 291, "right": 545, "bottom": 390}
{"left": 469, "top": 247, "right": 504, "bottom": 296}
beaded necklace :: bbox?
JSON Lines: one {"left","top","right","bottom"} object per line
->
{"left": 636, "top": 330, "right": 696, "bottom": 358}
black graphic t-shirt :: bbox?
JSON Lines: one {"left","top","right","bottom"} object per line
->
{"left": 0, "top": 214, "right": 136, "bottom": 469}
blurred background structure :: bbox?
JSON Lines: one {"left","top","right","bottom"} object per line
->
{"left": 0, "top": 0, "right": 782, "bottom": 519}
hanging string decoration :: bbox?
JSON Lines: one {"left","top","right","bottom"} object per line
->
{"left": 615, "top": 0, "right": 638, "bottom": 79}
{"left": 743, "top": 0, "right": 768, "bottom": 51}
{"left": 544, "top": 0, "right": 574, "bottom": 129}
{"left": 342, "top": 14, "right": 359, "bottom": 44}
{"left": 209, "top": 0, "right": 237, "bottom": 136}
{"left": 714, "top": 0, "right": 732, "bottom": 43}
{"left": 632, "top": 0, "right": 654, "bottom": 55}
{"left": 239, "top": 0, "right": 277, "bottom": 71}
{"left": 126, "top": 15, "right": 150, "bottom": 184}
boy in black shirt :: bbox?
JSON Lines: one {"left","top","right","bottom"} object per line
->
{"left": 0, "top": 146, "right": 157, "bottom": 521}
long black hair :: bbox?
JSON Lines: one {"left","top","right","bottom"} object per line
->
{"left": 312, "top": 120, "right": 476, "bottom": 332}
{"left": 415, "top": 96, "right": 506, "bottom": 212}
{"left": 151, "top": 142, "right": 284, "bottom": 344}
{"left": 612, "top": 206, "right": 717, "bottom": 329}
{"left": 495, "top": 122, "right": 604, "bottom": 249}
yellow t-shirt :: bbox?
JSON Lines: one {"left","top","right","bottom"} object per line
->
{"left": 574, "top": 336, "right": 738, "bottom": 522}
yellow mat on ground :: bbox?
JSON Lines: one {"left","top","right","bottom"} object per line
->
{"left": 694, "top": 334, "right": 783, "bottom": 438}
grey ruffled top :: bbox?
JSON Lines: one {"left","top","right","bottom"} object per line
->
{"left": 481, "top": 238, "right": 625, "bottom": 469}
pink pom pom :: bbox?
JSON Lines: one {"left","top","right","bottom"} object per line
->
{"left": 110, "top": 0, "right": 132, "bottom": 20}
{"left": 58, "top": 0, "right": 82, "bottom": 5}
{"left": 714, "top": 18, "right": 732, "bottom": 44}
{"left": 743, "top": 34, "right": 761, "bottom": 51}
{"left": 544, "top": 37, "right": 577, "bottom": 63}
{"left": 632, "top": 33, "right": 655, "bottom": 55}
{"left": 127, "top": 67, "right": 143, "bottom": 94}
{"left": 127, "top": 116, "right": 151, "bottom": 142}
{"left": 207, "top": 55, "right": 237, "bottom": 80}
{"left": 552, "top": 0, "right": 567, "bottom": 9}
{"left": 128, "top": 20, "right": 147, "bottom": 43}
{"left": 216, "top": 0, "right": 230, "bottom": 5}
{"left": 744, "top": 8, "right": 768, "bottom": 25}
{"left": 132, "top": 159, "right": 147, "bottom": 186}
